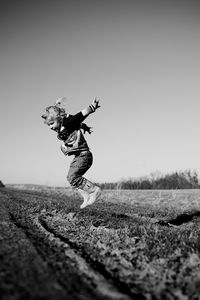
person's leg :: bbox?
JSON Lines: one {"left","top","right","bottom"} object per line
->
{"left": 67, "top": 151, "right": 93, "bottom": 188}
{"left": 67, "top": 151, "right": 101, "bottom": 208}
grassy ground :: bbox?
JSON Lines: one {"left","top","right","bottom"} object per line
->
{"left": 2, "top": 185, "right": 200, "bottom": 299}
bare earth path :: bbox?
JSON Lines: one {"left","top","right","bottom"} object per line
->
{"left": 0, "top": 188, "right": 132, "bottom": 300}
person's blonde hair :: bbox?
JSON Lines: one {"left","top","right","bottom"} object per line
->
{"left": 41, "top": 97, "right": 67, "bottom": 125}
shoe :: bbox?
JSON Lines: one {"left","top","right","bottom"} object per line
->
{"left": 80, "top": 198, "right": 90, "bottom": 209}
{"left": 87, "top": 186, "right": 101, "bottom": 206}
{"left": 78, "top": 189, "right": 90, "bottom": 209}
{"left": 79, "top": 180, "right": 101, "bottom": 209}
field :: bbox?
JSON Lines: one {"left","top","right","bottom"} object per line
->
{"left": 1, "top": 186, "right": 200, "bottom": 300}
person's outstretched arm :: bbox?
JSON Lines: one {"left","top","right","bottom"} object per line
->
{"left": 62, "top": 98, "right": 101, "bottom": 131}
{"left": 81, "top": 98, "right": 100, "bottom": 117}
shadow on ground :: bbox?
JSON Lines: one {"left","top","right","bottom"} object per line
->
{"left": 167, "top": 211, "right": 200, "bottom": 226}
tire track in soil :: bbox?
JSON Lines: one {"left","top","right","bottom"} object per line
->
{"left": 38, "top": 215, "right": 145, "bottom": 300}
{"left": 1, "top": 188, "right": 132, "bottom": 300}
{"left": 31, "top": 213, "right": 133, "bottom": 300}
{"left": 2, "top": 188, "right": 179, "bottom": 300}
{"left": 0, "top": 189, "right": 67, "bottom": 300}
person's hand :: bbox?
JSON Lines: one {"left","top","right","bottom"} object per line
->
{"left": 91, "top": 98, "right": 100, "bottom": 111}
{"left": 82, "top": 98, "right": 101, "bottom": 116}
{"left": 81, "top": 123, "right": 93, "bottom": 134}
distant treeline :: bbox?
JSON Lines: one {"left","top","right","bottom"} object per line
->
{"left": 98, "top": 170, "right": 200, "bottom": 190}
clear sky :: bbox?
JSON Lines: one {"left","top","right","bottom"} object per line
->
{"left": 1, "top": 0, "right": 200, "bottom": 186}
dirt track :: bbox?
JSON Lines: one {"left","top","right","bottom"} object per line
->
{"left": 0, "top": 188, "right": 132, "bottom": 300}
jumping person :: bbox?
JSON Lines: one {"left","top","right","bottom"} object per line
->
{"left": 41, "top": 98, "right": 101, "bottom": 209}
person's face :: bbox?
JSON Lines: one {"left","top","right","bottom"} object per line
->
{"left": 48, "top": 118, "right": 61, "bottom": 132}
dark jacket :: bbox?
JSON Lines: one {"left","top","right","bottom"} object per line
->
{"left": 57, "top": 113, "right": 89, "bottom": 156}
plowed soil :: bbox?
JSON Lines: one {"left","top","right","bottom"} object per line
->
{"left": 0, "top": 187, "right": 133, "bottom": 300}
{"left": 1, "top": 186, "right": 200, "bottom": 300}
